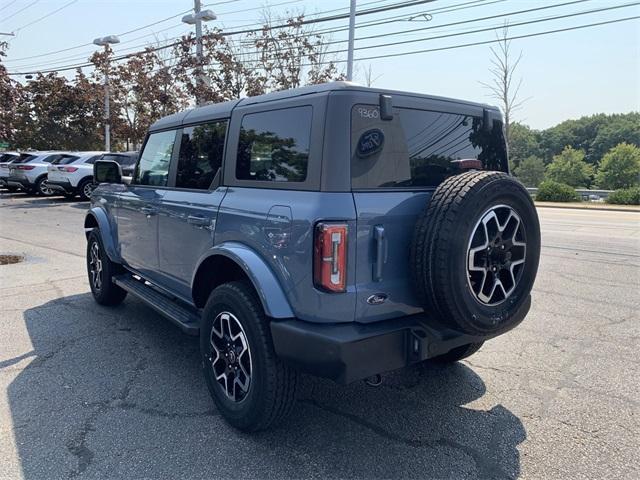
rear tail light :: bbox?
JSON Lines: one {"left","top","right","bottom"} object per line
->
{"left": 314, "top": 223, "right": 348, "bottom": 293}
{"left": 63, "top": 167, "right": 78, "bottom": 172}
{"left": 17, "top": 165, "right": 35, "bottom": 170}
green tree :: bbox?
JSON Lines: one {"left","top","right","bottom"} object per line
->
{"left": 546, "top": 146, "right": 593, "bottom": 187}
{"left": 513, "top": 155, "right": 545, "bottom": 187}
{"left": 595, "top": 143, "right": 640, "bottom": 189}
{"left": 509, "top": 122, "right": 541, "bottom": 168}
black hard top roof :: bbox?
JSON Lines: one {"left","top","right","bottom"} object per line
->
{"left": 149, "top": 81, "right": 498, "bottom": 131}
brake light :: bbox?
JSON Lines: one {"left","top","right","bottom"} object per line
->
{"left": 314, "top": 223, "right": 348, "bottom": 293}
{"left": 17, "top": 165, "right": 35, "bottom": 170}
{"left": 63, "top": 167, "right": 78, "bottom": 172}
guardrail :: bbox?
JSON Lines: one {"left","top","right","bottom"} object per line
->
{"left": 526, "top": 188, "right": 614, "bottom": 201}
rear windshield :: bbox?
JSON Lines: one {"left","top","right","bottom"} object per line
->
{"left": 12, "top": 153, "right": 37, "bottom": 164}
{"left": 102, "top": 153, "right": 137, "bottom": 166}
{"left": 51, "top": 154, "right": 80, "bottom": 165}
{"left": 351, "top": 105, "right": 508, "bottom": 189}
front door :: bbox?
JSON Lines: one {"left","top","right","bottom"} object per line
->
{"left": 117, "top": 129, "right": 177, "bottom": 280}
{"left": 157, "top": 120, "right": 229, "bottom": 299}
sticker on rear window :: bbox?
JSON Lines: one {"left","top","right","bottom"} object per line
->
{"left": 357, "top": 129, "right": 385, "bottom": 158}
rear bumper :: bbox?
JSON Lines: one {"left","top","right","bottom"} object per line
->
{"left": 270, "top": 312, "right": 508, "bottom": 384}
{"left": 7, "top": 176, "right": 31, "bottom": 189}
{"left": 47, "top": 179, "right": 75, "bottom": 193}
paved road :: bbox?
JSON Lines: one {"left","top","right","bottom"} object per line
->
{"left": 0, "top": 192, "right": 638, "bottom": 479}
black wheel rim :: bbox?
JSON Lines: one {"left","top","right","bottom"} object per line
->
{"left": 467, "top": 205, "right": 527, "bottom": 306}
{"left": 206, "top": 311, "right": 252, "bottom": 402}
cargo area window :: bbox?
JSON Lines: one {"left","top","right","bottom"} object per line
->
{"left": 351, "top": 105, "right": 507, "bottom": 189}
{"left": 176, "top": 121, "right": 227, "bottom": 190}
{"left": 236, "top": 106, "right": 312, "bottom": 182}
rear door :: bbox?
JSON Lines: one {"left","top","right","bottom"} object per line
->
{"left": 117, "top": 129, "right": 176, "bottom": 280}
{"left": 350, "top": 97, "right": 506, "bottom": 323}
{"left": 156, "top": 120, "right": 229, "bottom": 299}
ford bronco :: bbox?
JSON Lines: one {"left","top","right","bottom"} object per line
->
{"left": 85, "top": 82, "right": 540, "bottom": 431}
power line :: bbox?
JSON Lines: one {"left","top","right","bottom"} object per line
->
{"left": 4, "top": 0, "right": 434, "bottom": 69}
{"left": 12, "top": 0, "right": 78, "bottom": 33}
{"left": 72, "top": 12, "right": 640, "bottom": 85}
{"left": 0, "top": 0, "right": 20, "bottom": 13}
{"left": 6, "top": 0, "right": 439, "bottom": 73}
{"left": 0, "top": 0, "right": 40, "bottom": 23}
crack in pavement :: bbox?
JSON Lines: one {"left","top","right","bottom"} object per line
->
{"left": 301, "top": 398, "right": 509, "bottom": 479}
{"left": 66, "top": 356, "right": 149, "bottom": 478}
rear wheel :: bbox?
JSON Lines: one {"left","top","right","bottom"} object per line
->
{"left": 86, "top": 229, "right": 127, "bottom": 306}
{"left": 200, "top": 281, "right": 298, "bottom": 432}
{"left": 35, "top": 176, "right": 56, "bottom": 196}
{"left": 78, "top": 178, "right": 95, "bottom": 201}
{"left": 410, "top": 171, "right": 540, "bottom": 336}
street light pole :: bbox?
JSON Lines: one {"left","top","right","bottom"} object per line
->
{"left": 346, "top": 0, "right": 356, "bottom": 81}
{"left": 182, "top": 2, "right": 216, "bottom": 105}
{"left": 93, "top": 35, "right": 120, "bottom": 152}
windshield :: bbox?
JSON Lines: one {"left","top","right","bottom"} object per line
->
{"left": 351, "top": 105, "right": 508, "bottom": 189}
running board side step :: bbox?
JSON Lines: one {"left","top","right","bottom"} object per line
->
{"left": 113, "top": 274, "right": 200, "bottom": 336}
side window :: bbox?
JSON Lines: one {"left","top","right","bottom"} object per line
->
{"left": 84, "top": 155, "right": 102, "bottom": 165}
{"left": 176, "top": 121, "right": 227, "bottom": 190}
{"left": 236, "top": 106, "right": 312, "bottom": 182}
{"left": 135, "top": 130, "right": 176, "bottom": 186}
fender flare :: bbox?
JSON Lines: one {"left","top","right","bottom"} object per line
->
{"left": 84, "top": 207, "right": 120, "bottom": 263}
{"left": 193, "top": 242, "right": 295, "bottom": 319}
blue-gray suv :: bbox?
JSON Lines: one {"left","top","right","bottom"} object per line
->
{"left": 85, "top": 82, "right": 540, "bottom": 431}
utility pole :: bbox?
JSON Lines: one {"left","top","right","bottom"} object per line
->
{"left": 182, "top": 1, "right": 216, "bottom": 105}
{"left": 346, "top": 0, "right": 356, "bottom": 81}
{"left": 93, "top": 35, "right": 120, "bottom": 152}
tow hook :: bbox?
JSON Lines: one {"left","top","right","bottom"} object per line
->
{"left": 365, "top": 374, "right": 383, "bottom": 387}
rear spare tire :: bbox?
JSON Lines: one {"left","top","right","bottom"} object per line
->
{"left": 410, "top": 171, "right": 540, "bottom": 336}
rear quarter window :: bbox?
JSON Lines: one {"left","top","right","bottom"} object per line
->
{"left": 236, "top": 106, "right": 312, "bottom": 182}
{"left": 351, "top": 104, "right": 507, "bottom": 189}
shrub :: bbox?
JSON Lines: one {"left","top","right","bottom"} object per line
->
{"left": 535, "top": 180, "right": 580, "bottom": 202}
{"left": 607, "top": 187, "right": 640, "bottom": 205}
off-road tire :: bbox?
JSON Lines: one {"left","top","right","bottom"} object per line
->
{"left": 200, "top": 281, "right": 298, "bottom": 432}
{"left": 410, "top": 171, "right": 540, "bottom": 336}
{"left": 431, "top": 342, "right": 484, "bottom": 363}
{"left": 86, "top": 229, "right": 127, "bottom": 306}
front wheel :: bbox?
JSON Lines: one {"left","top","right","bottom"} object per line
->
{"left": 86, "top": 229, "right": 127, "bottom": 306}
{"left": 200, "top": 281, "right": 298, "bottom": 432}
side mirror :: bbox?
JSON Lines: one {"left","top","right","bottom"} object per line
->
{"left": 94, "top": 160, "right": 122, "bottom": 184}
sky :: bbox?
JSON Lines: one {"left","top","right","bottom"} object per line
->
{"left": 1, "top": 0, "right": 639, "bottom": 130}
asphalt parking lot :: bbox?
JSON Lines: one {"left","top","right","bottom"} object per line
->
{"left": 0, "top": 191, "right": 638, "bottom": 479}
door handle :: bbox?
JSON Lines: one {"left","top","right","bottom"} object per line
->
{"left": 187, "top": 215, "right": 208, "bottom": 226}
{"left": 373, "top": 225, "right": 386, "bottom": 282}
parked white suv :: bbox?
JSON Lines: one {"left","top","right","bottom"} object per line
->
{"left": 47, "top": 151, "right": 105, "bottom": 200}
{"left": 0, "top": 152, "right": 21, "bottom": 192}
{"left": 7, "top": 151, "right": 74, "bottom": 195}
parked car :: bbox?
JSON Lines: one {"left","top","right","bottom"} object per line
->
{"left": 99, "top": 151, "right": 138, "bottom": 177}
{"left": 85, "top": 82, "right": 541, "bottom": 431}
{"left": 7, "top": 151, "right": 74, "bottom": 195}
{"left": 46, "top": 151, "right": 106, "bottom": 200}
{"left": 0, "top": 152, "right": 21, "bottom": 192}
